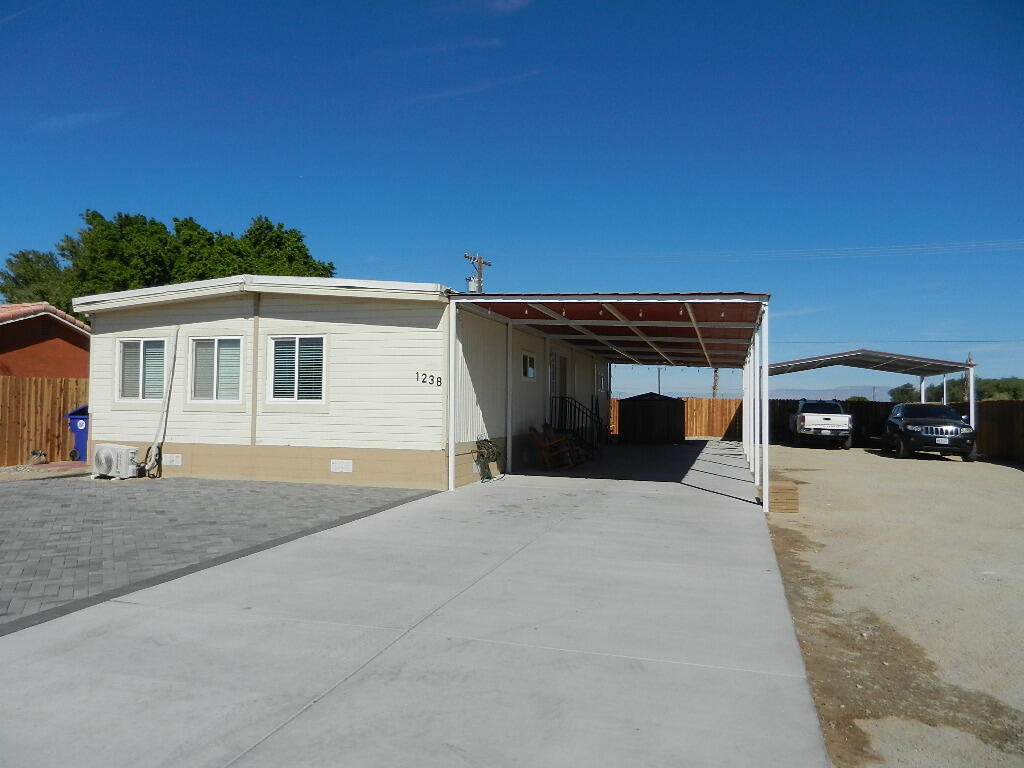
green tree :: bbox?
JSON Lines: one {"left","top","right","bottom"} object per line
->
{"left": 0, "top": 249, "right": 76, "bottom": 314}
{"left": 1, "top": 210, "right": 335, "bottom": 314}
{"left": 924, "top": 378, "right": 966, "bottom": 402}
{"left": 63, "top": 211, "right": 178, "bottom": 296}
{"left": 888, "top": 383, "right": 918, "bottom": 403}
{"left": 170, "top": 217, "right": 245, "bottom": 282}
{"left": 922, "top": 376, "right": 1024, "bottom": 402}
{"left": 237, "top": 216, "right": 332, "bottom": 277}
{"left": 847, "top": 396, "right": 869, "bottom": 402}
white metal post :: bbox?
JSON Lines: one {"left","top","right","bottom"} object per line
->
{"left": 544, "top": 336, "right": 551, "bottom": 419}
{"left": 760, "top": 306, "right": 770, "bottom": 513}
{"left": 745, "top": 354, "right": 753, "bottom": 468}
{"left": 752, "top": 331, "right": 761, "bottom": 487}
{"left": 750, "top": 352, "right": 756, "bottom": 472}
{"left": 447, "top": 304, "right": 458, "bottom": 491}
{"left": 942, "top": 375, "right": 947, "bottom": 404}
{"left": 967, "top": 365, "right": 976, "bottom": 427}
{"left": 505, "top": 322, "right": 514, "bottom": 474}
{"left": 919, "top": 376, "right": 926, "bottom": 403}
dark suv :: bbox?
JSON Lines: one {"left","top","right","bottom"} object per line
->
{"left": 881, "top": 403, "right": 977, "bottom": 461}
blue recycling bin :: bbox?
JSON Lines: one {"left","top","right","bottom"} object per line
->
{"left": 67, "top": 405, "right": 89, "bottom": 461}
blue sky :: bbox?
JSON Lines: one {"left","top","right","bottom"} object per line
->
{"left": 3, "top": 0, "right": 1022, "bottom": 396}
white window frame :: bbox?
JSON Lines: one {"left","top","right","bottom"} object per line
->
{"left": 188, "top": 336, "right": 244, "bottom": 403}
{"left": 266, "top": 335, "right": 326, "bottom": 403}
{"left": 116, "top": 338, "right": 166, "bottom": 401}
{"left": 595, "top": 362, "right": 608, "bottom": 393}
{"left": 522, "top": 351, "right": 537, "bottom": 381}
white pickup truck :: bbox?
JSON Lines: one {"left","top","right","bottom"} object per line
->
{"left": 788, "top": 399, "right": 853, "bottom": 449}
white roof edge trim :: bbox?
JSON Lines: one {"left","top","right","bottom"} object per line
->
{"left": 73, "top": 274, "right": 452, "bottom": 312}
{"left": 0, "top": 311, "right": 91, "bottom": 337}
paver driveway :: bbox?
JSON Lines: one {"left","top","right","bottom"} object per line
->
{"left": 0, "top": 476, "right": 430, "bottom": 633}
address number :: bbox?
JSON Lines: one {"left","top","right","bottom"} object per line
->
{"left": 415, "top": 372, "right": 443, "bottom": 386}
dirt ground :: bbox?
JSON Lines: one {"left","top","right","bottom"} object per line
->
{"left": 767, "top": 445, "right": 1024, "bottom": 767}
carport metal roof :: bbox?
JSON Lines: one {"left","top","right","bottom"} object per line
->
{"left": 769, "top": 348, "right": 974, "bottom": 377}
{"left": 452, "top": 292, "right": 769, "bottom": 369}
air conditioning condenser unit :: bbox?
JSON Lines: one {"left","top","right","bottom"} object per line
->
{"left": 93, "top": 443, "right": 140, "bottom": 480}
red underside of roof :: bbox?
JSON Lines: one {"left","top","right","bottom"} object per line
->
{"left": 458, "top": 295, "right": 766, "bottom": 368}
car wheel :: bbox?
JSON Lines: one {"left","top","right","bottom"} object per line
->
{"left": 962, "top": 444, "right": 978, "bottom": 462}
{"left": 895, "top": 437, "right": 913, "bottom": 459}
{"left": 879, "top": 435, "right": 892, "bottom": 452}
{"left": 840, "top": 435, "right": 852, "bottom": 450}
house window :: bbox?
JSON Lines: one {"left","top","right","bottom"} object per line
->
{"left": 595, "top": 364, "right": 607, "bottom": 393}
{"left": 270, "top": 336, "right": 324, "bottom": 401}
{"left": 522, "top": 353, "right": 536, "bottom": 380}
{"left": 191, "top": 338, "right": 242, "bottom": 401}
{"left": 119, "top": 339, "right": 165, "bottom": 400}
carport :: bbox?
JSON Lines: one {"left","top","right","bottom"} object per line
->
{"left": 770, "top": 349, "right": 977, "bottom": 425}
{"left": 449, "top": 292, "right": 772, "bottom": 507}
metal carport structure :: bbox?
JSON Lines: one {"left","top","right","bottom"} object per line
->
{"left": 769, "top": 348, "right": 977, "bottom": 425}
{"left": 448, "top": 291, "right": 773, "bottom": 508}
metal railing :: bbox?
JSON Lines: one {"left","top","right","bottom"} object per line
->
{"left": 550, "top": 396, "right": 604, "bottom": 454}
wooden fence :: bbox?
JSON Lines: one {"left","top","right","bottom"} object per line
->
{"left": 610, "top": 396, "right": 1024, "bottom": 463}
{"left": 610, "top": 397, "right": 742, "bottom": 440}
{"left": 0, "top": 376, "right": 89, "bottom": 466}
{"left": 685, "top": 398, "right": 743, "bottom": 439}
{"left": 973, "top": 400, "right": 1024, "bottom": 463}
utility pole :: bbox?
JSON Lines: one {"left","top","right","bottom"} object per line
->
{"left": 464, "top": 252, "right": 492, "bottom": 293}
{"left": 712, "top": 368, "right": 720, "bottom": 399}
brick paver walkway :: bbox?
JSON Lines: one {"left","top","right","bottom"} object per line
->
{"left": 0, "top": 476, "right": 429, "bottom": 633}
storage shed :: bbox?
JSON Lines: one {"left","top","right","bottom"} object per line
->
{"left": 617, "top": 392, "right": 685, "bottom": 443}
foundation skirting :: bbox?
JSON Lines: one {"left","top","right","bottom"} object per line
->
{"left": 96, "top": 442, "right": 448, "bottom": 490}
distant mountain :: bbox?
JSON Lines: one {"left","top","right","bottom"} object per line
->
{"left": 768, "top": 384, "right": 890, "bottom": 401}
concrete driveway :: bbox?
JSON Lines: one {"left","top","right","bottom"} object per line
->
{"left": 0, "top": 441, "right": 827, "bottom": 767}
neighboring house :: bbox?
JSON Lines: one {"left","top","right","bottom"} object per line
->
{"left": 0, "top": 302, "right": 90, "bottom": 378}
{"left": 72, "top": 275, "right": 767, "bottom": 490}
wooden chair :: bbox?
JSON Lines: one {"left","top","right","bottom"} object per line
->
{"left": 530, "top": 426, "right": 574, "bottom": 469}
{"left": 544, "top": 423, "right": 591, "bottom": 465}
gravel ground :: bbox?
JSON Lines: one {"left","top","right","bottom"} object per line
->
{"left": 768, "top": 445, "right": 1024, "bottom": 767}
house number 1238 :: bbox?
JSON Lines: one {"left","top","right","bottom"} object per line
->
{"left": 415, "top": 372, "right": 442, "bottom": 386}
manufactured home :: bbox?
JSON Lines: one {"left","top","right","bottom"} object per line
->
{"left": 73, "top": 275, "right": 771, "bottom": 493}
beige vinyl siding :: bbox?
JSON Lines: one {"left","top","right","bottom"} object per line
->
{"left": 88, "top": 292, "right": 448, "bottom": 453}
{"left": 254, "top": 295, "right": 447, "bottom": 450}
{"left": 88, "top": 295, "right": 254, "bottom": 446}
{"left": 574, "top": 352, "right": 596, "bottom": 407}
{"left": 454, "top": 308, "right": 507, "bottom": 443}
{"left": 509, "top": 327, "right": 548, "bottom": 436}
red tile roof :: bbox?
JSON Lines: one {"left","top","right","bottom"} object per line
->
{"left": 0, "top": 302, "right": 91, "bottom": 334}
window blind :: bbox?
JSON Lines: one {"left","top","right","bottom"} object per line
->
{"left": 120, "top": 341, "right": 141, "bottom": 399}
{"left": 142, "top": 340, "right": 165, "bottom": 399}
{"left": 297, "top": 337, "right": 323, "bottom": 400}
{"left": 273, "top": 338, "right": 296, "bottom": 398}
{"left": 216, "top": 339, "right": 241, "bottom": 399}
{"left": 192, "top": 340, "right": 215, "bottom": 399}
